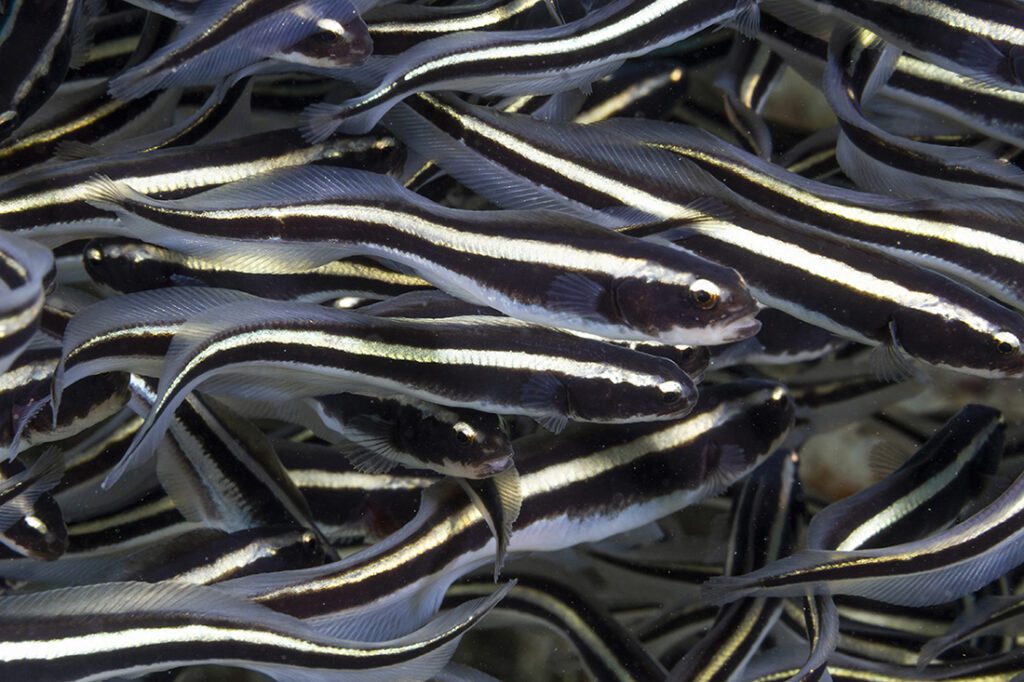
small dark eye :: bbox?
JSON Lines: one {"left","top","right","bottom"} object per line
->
{"left": 999, "top": 341, "right": 1015, "bottom": 354}
{"left": 690, "top": 279, "right": 720, "bottom": 310}
{"left": 312, "top": 31, "right": 339, "bottom": 44}
{"left": 454, "top": 424, "right": 475, "bottom": 445}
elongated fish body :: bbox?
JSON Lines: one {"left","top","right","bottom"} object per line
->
{"left": 0, "top": 0, "right": 82, "bottom": 139}
{"left": 699, "top": 427, "right": 1024, "bottom": 607}
{"left": 808, "top": 404, "right": 1004, "bottom": 552}
{"left": 387, "top": 95, "right": 1024, "bottom": 378}
{"left": 668, "top": 448, "right": 799, "bottom": 682}
{"left": 920, "top": 592, "right": 1024, "bottom": 665}
{"left": 782, "top": 405, "right": 1003, "bottom": 678}
{"left": 57, "top": 287, "right": 258, "bottom": 404}
{"left": 82, "top": 238, "right": 433, "bottom": 302}
{"left": 602, "top": 118, "right": 1024, "bottom": 317}
{"left": 127, "top": 375, "right": 332, "bottom": 552}
{"left": 629, "top": 209, "right": 1024, "bottom": 379}
{"left": 307, "top": 392, "right": 515, "bottom": 478}
{"left": 109, "top": 0, "right": 373, "bottom": 101}
{"left": 0, "top": 130, "right": 399, "bottom": 245}
{"left": 0, "top": 455, "right": 67, "bottom": 560}
{"left": 301, "top": 0, "right": 754, "bottom": 138}
{"left": 0, "top": 13, "right": 177, "bottom": 175}
{"left": 825, "top": 30, "right": 1024, "bottom": 203}
{"left": 575, "top": 59, "right": 689, "bottom": 125}
{"left": 276, "top": 438, "right": 438, "bottom": 544}
{"left": 756, "top": 11, "right": 1024, "bottom": 149}
{"left": 0, "top": 234, "right": 54, "bottom": 377}
{"left": 365, "top": 0, "right": 554, "bottom": 56}
{"left": 116, "top": 300, "right": 699, "bottom": 482}
{"left": 134, "top": 526, "right": 325, "bottom": 584}
{"left": 363, "top": 290, "right": 711, "bottom": 381}
{"left": 0, "top": 579, "right": 511, "bottom": 682}
{"left": 83, "top": 166, "right": 760, "bottom": 346}
{"left": 0, "top": 448, "right": 63, "bottom": 533}
{"left": 805, "top": 0, "right": 1024, "bottom": 93}
{"left": 442, "top": 569, "right": 668, "bottom": 681}
{"left": 221, "top": 380, "right": 793, "bottom": 639}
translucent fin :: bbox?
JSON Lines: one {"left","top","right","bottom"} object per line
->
{"left": 0, "top": 448, "right": 64, "bottom": 531}
{"left": 110, "top": 0, "right": 362, "bottom": 100}
{"left": 457, "top": 466, "right": 523, "bottom": 579}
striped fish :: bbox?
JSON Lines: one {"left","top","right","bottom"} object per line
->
{"left": 82, "top": 165, "right": 760, "bottom": 346}
{"left": 221, "top": 380, "right": 792, "bottom": 640}
{"left": 443, "top": 568, "right": 668, "bottom": 681}
{"left": 388, "top": 94, "right": 1024, "bottom": 378}
{"left": 0, "top": 579, "right": 511, "bottom": 681}
{"left": 81, "top": 238, "right": 432, "bottom": 302}
{"left": 301, "top": 0, "right": 758, "bottom": 138}
{"left": 126, "top": 375, "right": 335, "bottom": 556}
{"left": 0, "top": 0, "right": 85, "bottom": 139}
{"left": 825, "top": 28, "right": 1024, "bottom": 202}
{"left": 668, "top": 448, "right": 799, "bottom": 682}
{"left": 0, "top": 454, "right": 67, "bottom": 560}
{"left": 805, "top": 0, "right": 1024, "bottom": 92}
{"left": 602, "top": 118, "right": 1024, "bottom": 316}
{"left": 0, "top": 129, "right": 399, "bottom": 245}
{"left": 920, "top": 592, "right": 1024, "bottom": 665}
{"left": 0, "top": 447, "right": 64, "bottom": 533}
{"left": 365, "top": 0, "right": 556, "bottom": 56}
{"left": 108, "top": 0, "right": 373, "bottom": 100}
{"left": 700, "top": 408, "right": 1021, "bottom": 608}
{"left": 0, "top": 234, "right": 53, "bottom": 377}
{"left": 300, "top": 392, "right": 515, "bottom": 479}
{"left": 111, "top": 299, "right": 700, "bottom": 483}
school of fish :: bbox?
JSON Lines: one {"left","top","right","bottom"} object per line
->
{"left": 2, "top": 0, "right": 1024, "bottom": 679}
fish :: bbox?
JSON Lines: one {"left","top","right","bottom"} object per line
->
{"left": 110, "top": 298, "right": 700, "bottom": 483}
{"left": 919, "top": 592, "right": 1024, "bottom": 665}
{"left": 700, "top": 413, "right": 1024, "bottom": 608}
{"left": 443, "top": 568, "right": 668, "bottom": 681}
{"left": 301, "top": 0, "right": 759, "bottom": 138}
{"left": 365, "top": 0, "right": 557, "bottom": 57}
{"left": 108, "top": 0, "right": 373, "bottom": 101}
{"left": 602, "top": 117, "right": 1024, "bottom": 318}
{"left": 0, "top": 454, "right": 67, "bottom": 560}
{"left": 0, "top": 0, "right": 87, "bottom": 139}
{"left": 126, "top": 375, "right": 336, "bottom": 558}
{"left": 0, "top": 448, "right": 64, "bottom": 533}
{"left": 386, "top": 93, "right": 1024, "bottom": 378}
{"left": 0, "top": 579, "right": 512, "bottom": 681}
{"left": 800, "top": 0, "right": 1024, "bottom": 93}
{"left": 219, "top": 379, "right": 792, "bottom": 640}
{"left": 574, "top": 59, "right": 689, "bottom": 125}
{"left": 0, "top": 234, "right": 54, "bottom": 377}
{"left": 0, "top": 129, "right": 399, "bottom": 245}
{"left": 824, "top": 28, "right": 1024, "bottom": 202}
{"left": 81, "top": 165, "right": 761, "bottom": 345}
{"left": 302, "top": 392, "right": 515, "bottom": 478}
{"left": 667, "top": 448, "right": 800, "bottom": 682}
{"left": 81, "top": 238, "right": 432, "bottom": 302}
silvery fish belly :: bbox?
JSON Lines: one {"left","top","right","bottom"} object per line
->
{"left": 6, "top": 0, "right": 1024, "bottom": 679}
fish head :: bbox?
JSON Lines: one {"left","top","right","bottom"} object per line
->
{"left": 611, "top": 266, "right": 761, "bottom": 345}
{"left": 893, "top": 309, "right": 1024, "bottom": 379}
{"left": 396, "top": 404, "right": 514, "bottom": 478}
{"left": 565, "top": 359, "right": 698, "bottom": 423}
{"left": 82, "top": 239, "right": 177, "bottom": 293}
{"left": 277, "top": 17, "right": 374, "bottom": 68}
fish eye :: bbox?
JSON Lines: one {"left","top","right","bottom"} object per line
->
{"left": 996, "top": 331, "right": 1020, "bottom": 355}
{"left": 658, "top": 381, "right": 685, "bottom": 404}
{"left": 309, "top": 30, "right": 340, "bottom": 45}
{"left": 690, "top": 279, "right": 720, "bottom": 310}
{"left": 454, "top": 423, "right": 476, "bottom": 446}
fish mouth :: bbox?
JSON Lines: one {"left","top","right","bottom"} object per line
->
{"left": 474, "top": 456, "right": 514, "bottom": 477}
